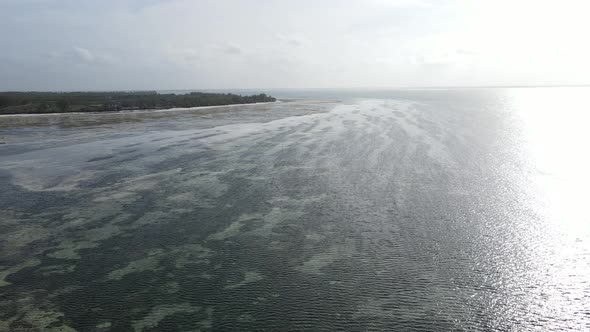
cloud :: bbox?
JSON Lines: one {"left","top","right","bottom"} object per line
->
{"left": 276, "top": 33, "right": 305, "bottom": 47}
{"left": 367, "top": 0, "right": 432, "bottom": 9}
{"left": 48, "top": 47, "right": 117, "bottom": 66}
{"left": 217, "top": 43, "right": 243, "bottom": 55}
{"left": 2, "top": 0, "right": 589, "bottom": 90}
{"left": 125, "top": 0, "right": 181, "bottom": 12}
{"left": 73, "top": 47, "right": 95, "bottom": 63}
{"left": 410, "top": 48, "right": 477, "bottom": 71}
{"left": 456, "top": 48, "right": 477, "bottom": 56}
{"left": 167, "top": 48, "right": 201, "bottom": 65}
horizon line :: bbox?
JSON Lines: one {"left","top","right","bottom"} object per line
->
{"left": 2, "top": 84, "right": 590, "bottom": 93}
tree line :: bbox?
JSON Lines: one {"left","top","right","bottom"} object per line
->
{"left": 0, "top": 91, "right": 277, "bottom": 114}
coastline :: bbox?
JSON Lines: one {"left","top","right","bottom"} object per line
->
{"left": 0, "top": 101, "right": 282, "bottom": 118}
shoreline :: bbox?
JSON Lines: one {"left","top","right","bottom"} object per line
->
{"left": 0, "top": 101, "right": 283, "bottom": 118}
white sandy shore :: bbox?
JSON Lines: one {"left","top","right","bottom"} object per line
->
{"left": 0, "top": 101, "right": 282, "bottom": 118}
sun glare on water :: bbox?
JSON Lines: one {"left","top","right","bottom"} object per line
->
{"left": 505, "top": 87, "right": 590, "bottom": 328}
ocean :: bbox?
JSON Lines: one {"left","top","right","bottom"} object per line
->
{"left": 0, "top": 87, "right": 589, "bottom": 331}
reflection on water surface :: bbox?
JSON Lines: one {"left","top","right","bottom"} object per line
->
{"left": 0, "top": 89, "right": 588, "bottom": 331}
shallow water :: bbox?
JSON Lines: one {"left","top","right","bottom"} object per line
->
{"left": 0, "top": 89, "right": 589, "bottom": 331}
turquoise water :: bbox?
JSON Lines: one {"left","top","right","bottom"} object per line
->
{"left": 0, "top": 88, "right": 589, "bottom": 331}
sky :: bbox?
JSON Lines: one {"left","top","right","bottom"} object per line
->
{"left": 0, "top": 0, "right": 589, "bottom": 90}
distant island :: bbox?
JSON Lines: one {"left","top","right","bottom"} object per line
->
{"left": 0, "top": 91, "right": 277, "bottom": 115}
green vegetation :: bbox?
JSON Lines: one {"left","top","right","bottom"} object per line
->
{"left": 0, "top": 91, "right": 276, "bottom": 115}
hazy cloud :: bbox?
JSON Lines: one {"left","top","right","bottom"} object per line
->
{"left": 47, "top": 47, "right": 117, "bottom": 66}
{"left": 1, "top": 0, "right": 589, "bottom": 90}
{"left": 368, "top": 0, "right": 432, "bottom": 8}
{"left": 276, "top": 33, "right": 305, "bottom": 47}
{"left": 414, "top": 48, "right": 477, "bottom": 67}
{"left": 73, "top": 47, "right": 95, "bottom": 63}
{"left": 167, "top": 49, "right": 201, "bottom": 65}
{"left": 217, "top": 43, "right": 243, "bottom": 55}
